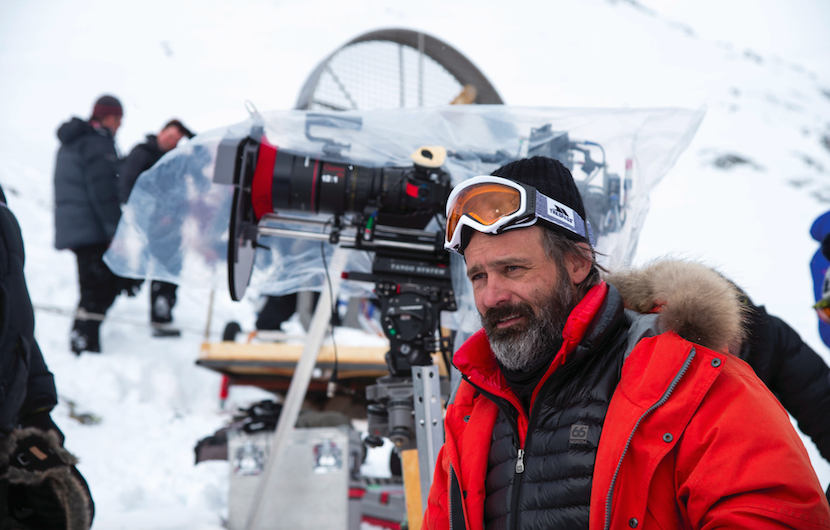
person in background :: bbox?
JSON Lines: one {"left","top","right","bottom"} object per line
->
{"left": 810, "top": 210, "right": 830, "bottom": 347}
{"left": 53, "top": 95, "right": 134, "bottom": 354}
{"left": 0, "top": 185, "right": 94, "bottom": 529}
{"left": 737, "top": 288, "right": 830, "bottom": 501}
{"left": 425, "top": 156, "right": 830, "bottom": 530}
{"left": 119, "top": 119, "right": 194, "bottom": 337}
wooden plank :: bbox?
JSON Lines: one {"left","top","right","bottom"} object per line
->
{"left": 200, "top": 341, "right": 388, "bottom": 364}
{"left": 401, "top": 449, "right": 423, "bottom": 530}
{"left": 196, "top": 359, "right": 389, "bottom": 379}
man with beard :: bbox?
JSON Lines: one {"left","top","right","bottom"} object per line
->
{"left": 424, "top": 156, "right": 830, "bottom": 530}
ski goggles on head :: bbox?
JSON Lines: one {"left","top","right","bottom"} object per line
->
{"left": 444, "top": 175, "right": 595, "bottom": 254}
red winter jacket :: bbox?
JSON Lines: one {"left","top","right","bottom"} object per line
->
{"left": 425, "top": 264, "right": 830, "bottom": 530}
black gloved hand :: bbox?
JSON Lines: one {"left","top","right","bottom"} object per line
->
{"left": 1, "top": 427, "right": 93, "bottom": 530}
{"left": 117, "top": 277, "right": 144, "bottom": 297}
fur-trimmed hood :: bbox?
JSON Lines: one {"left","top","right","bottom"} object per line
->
{"left": 0, "top": 427, "right": 91, "bottom": 530}
{"left": 606, "top": 259, "right": 748, "bottom": 354}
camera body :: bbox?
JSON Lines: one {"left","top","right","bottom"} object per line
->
{"left": 216, "top": 122, "right": 457, "bottom": 372}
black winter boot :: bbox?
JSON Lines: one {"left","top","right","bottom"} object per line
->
{"left": 150, "top": 281, "right": 180, "bottom": 338}
{"left": 69, "top": 320, "right": 100, "bottom": 355}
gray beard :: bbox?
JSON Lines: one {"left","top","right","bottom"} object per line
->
{"left": 482, "top": 275, "right": 576, "bottom": 372}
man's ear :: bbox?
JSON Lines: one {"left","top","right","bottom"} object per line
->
{"left": 564, "top": 242, "right": 592, "bottom": 285}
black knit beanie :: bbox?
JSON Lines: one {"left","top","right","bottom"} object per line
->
{"left": 91, "top": 95, "right": 123, "bottom": 120}
{"left": 490, "top": 156, "right": 588, "bottom": 242}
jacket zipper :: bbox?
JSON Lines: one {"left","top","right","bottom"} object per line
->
{"left": 463, "top": 374, "right": 558, "bottom": 530}
{"left": 461, "top": 375, "right": 526, "bottom": 530}
{"left": 507, "top": 365, "right": 569, "bottom": 530}
{"left": 603, "top": 347, "right": 697, "bottom": 530}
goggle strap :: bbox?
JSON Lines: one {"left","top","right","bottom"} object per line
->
{"left": 534, "top": 192, "right": 595, "bottom": 247}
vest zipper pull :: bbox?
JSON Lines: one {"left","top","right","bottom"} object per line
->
{"left": 516, "top": 449, "right": 525, "bottom": 474}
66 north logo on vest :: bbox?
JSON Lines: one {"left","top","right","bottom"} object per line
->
{"left": 569, "top": 423, "right": 589, "bottom": 447}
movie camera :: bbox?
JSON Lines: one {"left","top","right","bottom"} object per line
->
{"left": 214, "top": 113, "right": 628, "bottom": 449}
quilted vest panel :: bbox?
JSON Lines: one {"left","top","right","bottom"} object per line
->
{"left": 484, "top": 314, "right": 627, "bottom": 530}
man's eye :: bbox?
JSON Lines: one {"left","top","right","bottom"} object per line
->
{"left": 506, "top": 265, "right": 522, "bottom": 273}
{"left": 469, "top": 273, "right": 485, "bottom": 282}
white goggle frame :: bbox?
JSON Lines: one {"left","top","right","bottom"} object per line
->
{"left": 444, "top": 175, "right": 594, "bottom": 254}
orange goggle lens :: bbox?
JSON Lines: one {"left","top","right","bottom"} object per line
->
{"left": 446, "top": 183, "right": 522, "bottom": 243}
{"left": 817, "top": 305, "right": 830, "bottom": 326}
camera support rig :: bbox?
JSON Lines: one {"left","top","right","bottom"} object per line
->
{"left": 215, "top": 120, "right": 457, "bottom": 527}
{"left": 257, "top": 216, "right": 456, "bottom": 519}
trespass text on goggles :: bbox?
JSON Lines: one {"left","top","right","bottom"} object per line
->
{"left": 444, "top": 175, "right": 595, "bottom": 254}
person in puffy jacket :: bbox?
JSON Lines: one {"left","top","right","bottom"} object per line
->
{"left": 736, "top": 291, "right": 830, "bottom": 502}
{"left": 0, "top": 185, "right": 94, "bottom": 529}
{"left": 53, "top": 95, "right": 126, "bottom": 354}
{"left": 425, "top": 156, "right": 830, "bottom": 530}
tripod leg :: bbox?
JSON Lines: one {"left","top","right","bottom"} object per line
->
{"left": 412, "top": 365, "right": 444, "bottom": 517}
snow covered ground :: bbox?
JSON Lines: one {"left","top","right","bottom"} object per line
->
{"left": 1, "top": 0, "right": 829, "bottom": 528}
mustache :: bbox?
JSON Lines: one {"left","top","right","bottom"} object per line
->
{"left": 482, "top": 302, "right": 536, "bottom": 333}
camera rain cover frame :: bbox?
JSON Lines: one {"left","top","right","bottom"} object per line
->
{"left": 104, "top": 105, "right": 703, "bottom": 333}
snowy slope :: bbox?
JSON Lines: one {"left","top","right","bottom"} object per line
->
{"left": 0, "top": 0, "right": 828, "bottom": 527}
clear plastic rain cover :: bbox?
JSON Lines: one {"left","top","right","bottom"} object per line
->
{"left": 105, "top": 105, "right": 703, "bottom": 333}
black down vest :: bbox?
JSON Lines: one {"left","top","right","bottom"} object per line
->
{"left": 482, "top": 287, "right": 629, "bottom": 530}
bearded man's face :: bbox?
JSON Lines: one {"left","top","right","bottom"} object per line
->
{"left": 481, "top": 271, "right": 576, "bottom": 371}
{"left": 464, "top": 227, "right": 579, "bottom": 372}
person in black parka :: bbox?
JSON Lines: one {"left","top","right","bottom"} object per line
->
{"left": 0, "top": 185, "right": 94, "bottom": 529}
{"left": 736, "top": 291, "right": 830, "bottom": 501}
{"left": 119, "top": 119, "right": 193, "bottom": 337}
{"left": 54, "top": 95, "right": 131, "bottom": 354}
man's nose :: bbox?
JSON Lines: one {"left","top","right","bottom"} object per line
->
{"left": 481, "top": 277, "right": 512, "bottom": 309}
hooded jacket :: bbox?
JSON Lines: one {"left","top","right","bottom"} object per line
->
{"left": 425, "top": 260, "right": 830, "bottom": 530}
{"left": 53, "top": 117, "right": 121, "bottom": 250}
